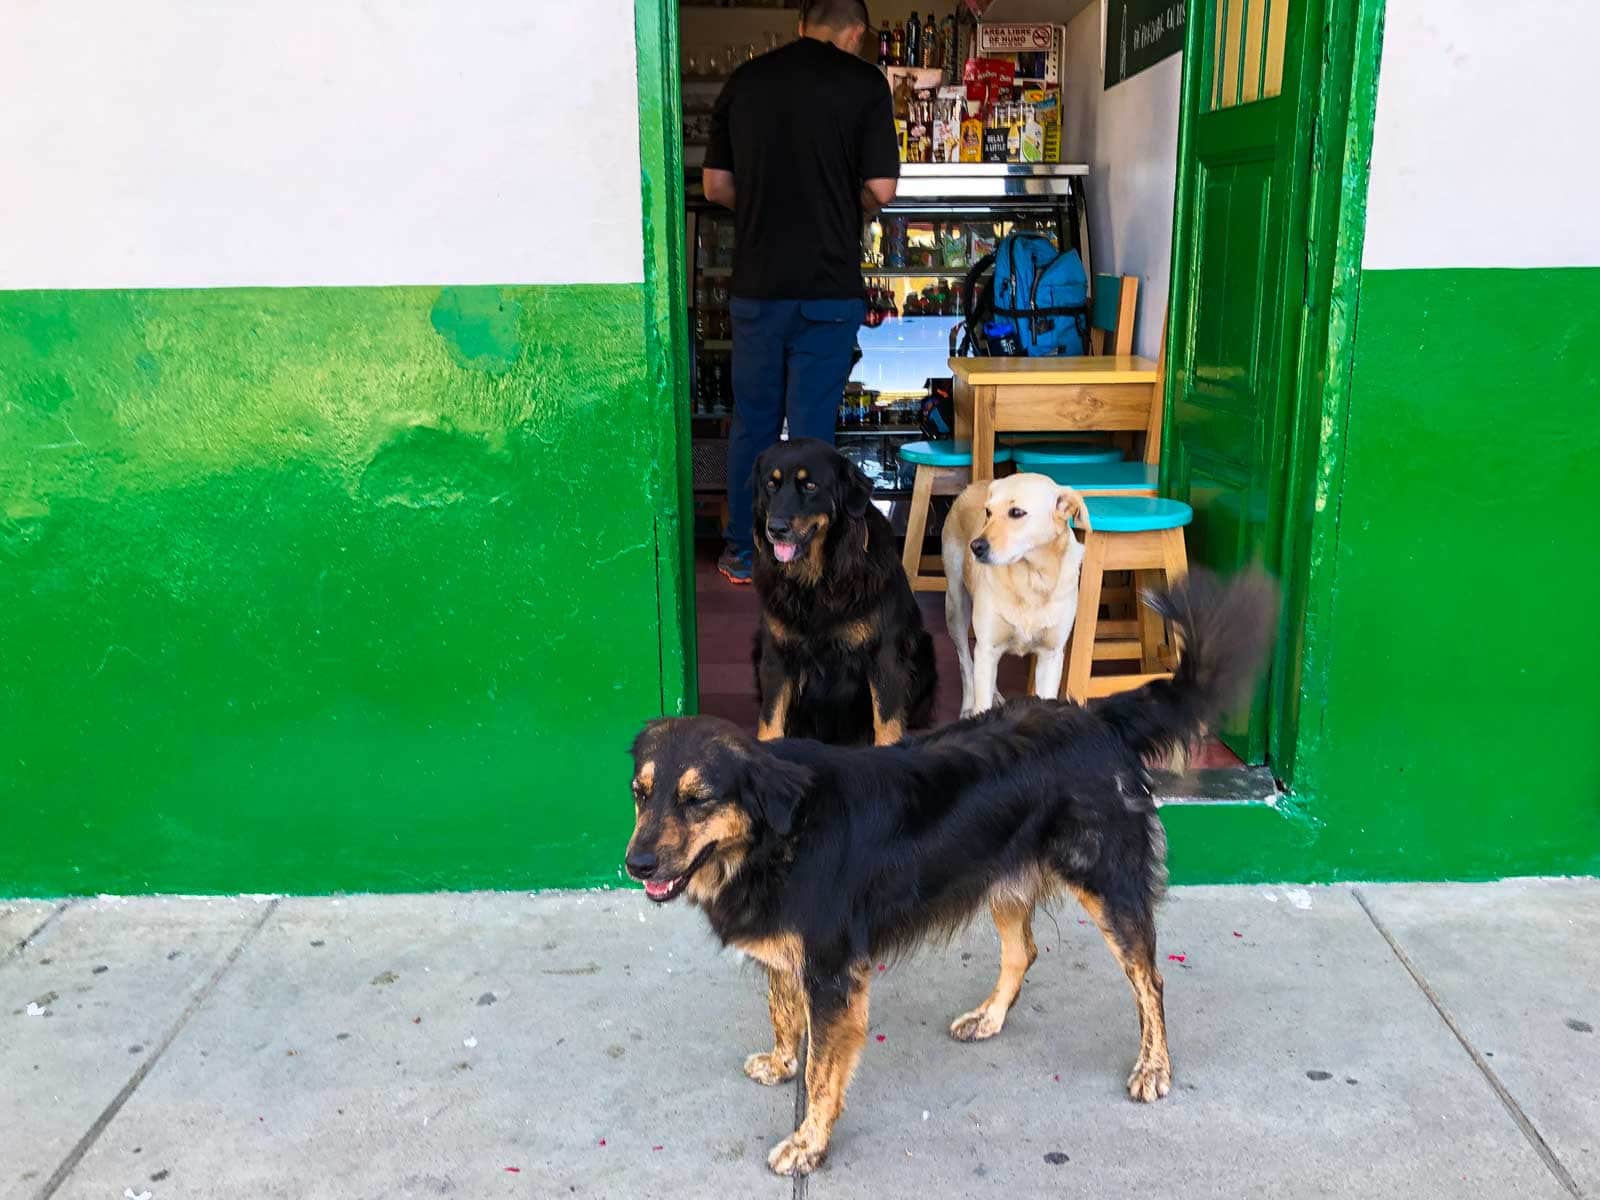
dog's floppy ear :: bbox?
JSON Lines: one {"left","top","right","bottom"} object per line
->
{"left": 843, "top": 460, "right": 873, "bottom": 520}
{"left": 1055, "top": 486, "right": 1090, "bottom": 532}
{"left": 740, "top": 754, "right": 814, "bottom": 836}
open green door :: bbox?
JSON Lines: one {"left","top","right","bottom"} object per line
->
{"left": 1165, "top": 0, "right": 1322, "bottom": 763}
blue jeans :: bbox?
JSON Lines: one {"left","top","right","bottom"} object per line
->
{"left": 725, "top": 297, "right": 865, "bottom": 555}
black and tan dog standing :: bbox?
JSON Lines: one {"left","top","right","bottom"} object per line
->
{"left": 750, "top": 437, "right": 936, "bottom": 745}
{"left": 625, "top": 568, "right": 1278, "bottom": 1175}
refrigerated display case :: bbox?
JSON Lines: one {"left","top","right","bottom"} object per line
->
{"left": 683, "top": 163, "right": 1090, "bottom": 506}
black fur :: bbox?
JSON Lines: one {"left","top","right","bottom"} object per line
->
{"left": 630, "top": 565, "right": 1277, "bottom": 1028}
{"left": 750, "top": 438, "right": 936, "bottom": 744}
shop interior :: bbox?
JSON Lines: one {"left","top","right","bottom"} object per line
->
{"left": 677, "top": 0, "right": 1240, "bottom": 770}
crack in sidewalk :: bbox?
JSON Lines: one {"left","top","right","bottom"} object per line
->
{"left": 3, "top": 900, "right": 73, "bottom": 968}
{"left": 1353, "top": 887, "right": 1582, "bottom": 1200}
{"left": 30, "top": 898, "right": 282, "bottom": 1200}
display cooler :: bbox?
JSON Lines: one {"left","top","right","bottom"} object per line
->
{"left": 684, "top": 163, "right": 1090, "bottom": 512}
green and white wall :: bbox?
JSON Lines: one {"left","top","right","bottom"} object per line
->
{"left": 1280, "top": 0, "right": 1600, "bottom": 879}
{"left": 1, "top": 1, "right": 690, "bottom": 895}
{"left": 3, "top": 0, "right": 1595, "bottom": 896}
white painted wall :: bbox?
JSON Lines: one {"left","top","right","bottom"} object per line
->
{"left": 1062, "top": 1, "right": 1180, "bottom": 358}
{"left": 1365, "top": 0, "right": 1600, "bottom": 270}
{"left": 0, "top": 0, "right": 644, "bottom": 289}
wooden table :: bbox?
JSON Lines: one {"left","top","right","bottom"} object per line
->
{"left": 948, "top": 356, "right": 1162, "bottom": 480}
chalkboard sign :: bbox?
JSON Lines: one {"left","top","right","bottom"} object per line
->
{"left": 1105, "top": 0, "right": 1184, "bottom": 88}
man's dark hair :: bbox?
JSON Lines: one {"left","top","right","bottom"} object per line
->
{"left": 801, "top": 0, "right": 869, "bottom": 30}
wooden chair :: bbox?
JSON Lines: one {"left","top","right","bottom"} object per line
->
{"left": 1090, "top": 274, "right": 1139, "bottom": 356}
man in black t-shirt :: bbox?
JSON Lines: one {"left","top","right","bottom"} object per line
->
{"left": 704, "top": 0, "right": 900, "bottom": 585}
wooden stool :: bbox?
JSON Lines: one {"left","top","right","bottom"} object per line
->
{"left": 1063, "top": 496, "right": 1192, "bottom": 702}
{"left": 898, "top": 439, "right": 1014, "bottom": 593}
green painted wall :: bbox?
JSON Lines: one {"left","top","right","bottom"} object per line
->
{"left": 1, "top": 285, "right": 675, "bottom": 895}
{"left": 1285, "top": 266, "right": 1600, "bottom": 879}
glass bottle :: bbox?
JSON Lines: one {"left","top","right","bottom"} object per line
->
{"left": 904, "top": 11, "right": 921, "bottom": 71}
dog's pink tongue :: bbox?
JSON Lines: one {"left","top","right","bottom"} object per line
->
{"left": 644, "top": 878, "right": 677, "bottom": 899}
{"left": 774, "top": 542, "right": 798, "bottom": 563}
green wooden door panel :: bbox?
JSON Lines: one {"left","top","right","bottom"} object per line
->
{"left": 1166, "top": 0, "right": 1319, "bottom": 763}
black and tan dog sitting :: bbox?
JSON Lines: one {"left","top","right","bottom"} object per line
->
{"left": 625, "top": 569, "right": 1278, "bottom": 1176}
{"left": 750, "top": 437, "right": 935, "bottom": 745}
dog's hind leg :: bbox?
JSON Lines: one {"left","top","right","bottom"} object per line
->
{"left": 768, "top": 963, "right": 871, "bottom": 1176}
{"left": 1067, "top": 883, "right": 1171, "bottom": 1102}
{"left": 745, "top": 967, "right": 804, "bottom": 1085}
{"left": 944, "top": 559, "right": 977, "bottom": 717}
{"left": 949, "top": 897, "right": 1038, "bottom": 1042}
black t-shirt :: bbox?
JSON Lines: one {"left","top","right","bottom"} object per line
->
{"left": 706, "top": 38, "right": 899, "bottom": 301}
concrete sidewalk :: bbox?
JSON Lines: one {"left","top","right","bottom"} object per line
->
{"left": 2, "top": 881, "right": 1595, "bottom": 1200}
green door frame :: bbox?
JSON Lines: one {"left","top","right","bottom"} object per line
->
{"left": 1163, "top": 0, "right": 1387, "bottom": 788}
{"left": 636, "top": 0, "right": 699, "bottom": 717}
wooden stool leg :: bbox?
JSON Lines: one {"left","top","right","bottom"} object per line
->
{"left": 902, "top": 466, "right": 935, "bottom": 587}
{"left": 1135, "top": 569, "right": 1166, "bottom": 672}
{"left": 1159, "top": 528, "right": 1190, "bottom": 668}
{"left": 1063, "top": 533, "right": 1107, "bottom": 703}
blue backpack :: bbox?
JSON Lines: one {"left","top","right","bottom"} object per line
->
{"left": 989, "top": 233, "right": 1089, "bottom": 356}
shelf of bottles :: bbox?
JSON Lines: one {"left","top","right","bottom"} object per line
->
{"left": 861, "top": 212, "right": 1062, "bottom": 323}
{"left": 690, "top": 210, "right": 737, "bottom": 421}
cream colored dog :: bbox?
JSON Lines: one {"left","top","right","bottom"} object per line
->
{"left": 942, "top": 473, "right": 1092, "bottom": 715}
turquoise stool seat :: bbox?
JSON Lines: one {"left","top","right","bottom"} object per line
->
{"left": 1080, "top": 496, "right": 1193, "bottom": 532}
{"left": 898, "top": 439, "right": 1014, "bottom": 467}
{"left": 1034, "top": 462, "right": 1159, "bottom": 493}
{"left": 1010, "top": 441, "right": 1123, "bottom": 467}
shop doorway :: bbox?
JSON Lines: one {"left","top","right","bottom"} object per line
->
{"left": 663, "top": 0, "right": 1369, "bottom": 785}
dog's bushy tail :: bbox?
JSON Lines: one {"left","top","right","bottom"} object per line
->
{"left": 1097, "top": 566, "right": 1280, "bottom": 763}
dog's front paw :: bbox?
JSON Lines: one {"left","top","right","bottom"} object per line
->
{"left": 1126, "top": 1059, "right": 1171, "bottom": 1102}
{"left": 949, "top": 1005, "right": 1004, "bottom": 1042}
{"left": 743, "top": 1051, "right": 798, "bottom": 1086}
{"left": 768, "top": 1132, "right": 825, "bottom": 1176}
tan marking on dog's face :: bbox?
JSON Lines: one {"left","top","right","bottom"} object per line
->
{"left": 680, "top": 803, "right": 755, "bottom": 905}
{"left": 626, "top": 716, "right": 761, "bottom": 901}
{"left": 975, "top": 473, "right": 1076, "bottom": 565}
{"left": 795, "top": 467, "right": 809, "bottom": 483}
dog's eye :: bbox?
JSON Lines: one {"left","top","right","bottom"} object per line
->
{"left": 766, "top": 478, "right": 780, "bottom": 492}
{"left": 803, "top": 480, "right": 817, "bottom": 493}
{"left": 983, "top": 508, "right": 992, "bottom": 519}
{"left": 679, "top": 791, "right": 717, "bottom": 809}
{"left": 1009, "top": 507, "right": 1026, "bottom": 519}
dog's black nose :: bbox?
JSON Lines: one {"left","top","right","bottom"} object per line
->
{"left": 624, "top": 851, "right": 657, "bottom": 880}
{"left": 767, "top": 517, "right": 791, "bottom": 536}
{"left": 970, "top": 537, "right": 990, "bottom": 561}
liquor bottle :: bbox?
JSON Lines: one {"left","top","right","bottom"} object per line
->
{"left": 890, "top": 23, "right": 904, "bottom": 66}
{"left": 904, "top": 11, "right": 920, "bottom": 71}
{"left": 923, "top": 13, "right": 939, "bottom": 67}
{"left": 877, "top": 22, "right": 891, "bottom": 67}
{"left": 892, "top": 74, "right": 913, "bottom": 162}
{"left": 942, "top": 14, "right": 959, "bottom": 82}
